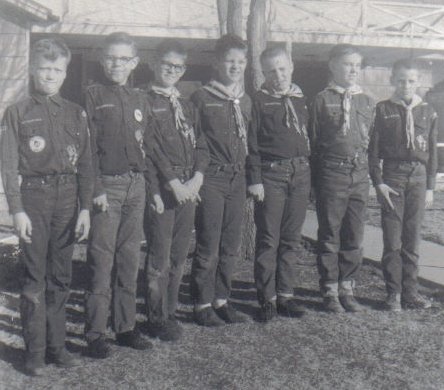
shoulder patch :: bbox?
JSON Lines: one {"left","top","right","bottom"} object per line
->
{"left": 81, "top": 110, "right": 87, "bottom": 118}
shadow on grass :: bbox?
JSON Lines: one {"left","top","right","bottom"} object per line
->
{"left": 0, "top": 342, "right": 24, "bottom": 374}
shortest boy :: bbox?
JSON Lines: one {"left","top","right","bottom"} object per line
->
{"left": 1, "top": 39, "right": 93, "bottom": 375}
{"left": 144, "top": 39, "right": 208, "bottom": 341}
{"left": 369, "top": 59, "right": 437, "bottom": 311}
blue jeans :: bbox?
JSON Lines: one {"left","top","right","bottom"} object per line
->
{"left": 191, "top": 166, "right": 246, "bottom": 305}
{"left": 381, "top": 161, "right": 426, "bottom": 295}
{"left": 85, "top": 172, "right": 145, "bottom": 342}
{"left": 315, "top": 157, "right": 369, "bottom": 291}
{"left": 20, "top": 175, "right": 78, "bottom": 354}
{"left": 254, "top": 157, "right": 311, "bottom": 304}
{"left": 144, "top": 168, "right": 196, "bottom": 324}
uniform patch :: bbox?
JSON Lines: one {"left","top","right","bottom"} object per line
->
{"left": 135, "top": 129, "right": 145, "bottom": 158}
{"left": 95, "top": 104, "right": 115, "bottom": 110}
{"left": 264, "top": 102, "right": 281, "bottom": 106}
{"left": 21, "top": 118, "right": 43, "bottom": 125}
{"left": 204, "top": 103, "right": 223, "bottom": 107}
{"left": 66, "top": 144, "right": 78, "bottom": 166}
{"left": 29, "top": 136, "right": 45, "bottom": 153}
{"left": 81, "top": 110, "right": 87, "bottom": 118}
{"left": 152, "top": 108, "right": 167, "bottom": 113}
{"left": 416, "top": 134, "right": 427, "bottom": 151}
{"left": 0, "top": 125, "right": 6, "bottom": 134}
{"left": 134, "top": 109, "right": 143, "bottom": 122}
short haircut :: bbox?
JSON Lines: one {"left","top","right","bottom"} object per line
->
{"left": 214, "top": 34, "right": 247, "bottom": 60}
{"left": 155, "top": 39, "right": 187, "bottom": 59}
{"left": 329, "top": 44, "right": 362, "bottom": 62}
{"left": 391, "top": 58, "right": 420, "bottom": 77}
{"left": 260, "top": 46, "right": 291, "bottom": 67}
{"left": 30, "top": 38, "right": 71, "bottom": 66}
{"left": 103, "top": 32, "right": 138, "bottom": 56}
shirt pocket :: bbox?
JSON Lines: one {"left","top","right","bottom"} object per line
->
{"left": 19, "top": 122, "right": 48, "bottom": 155}
{"left": 356, "top": 107, "right": 373, "bottom": 140}
{"left": 414, "top": 117, "right": 429, "bottom": 152}
{"left": 262, "top": 103, "right": 285, "bottom": 131}
{"left": 202, "top": 105, "right": 226, "bottom": 134}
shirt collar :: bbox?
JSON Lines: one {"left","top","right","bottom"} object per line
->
{"left": 31, "top": 92, "right": 64, "bottom": 107}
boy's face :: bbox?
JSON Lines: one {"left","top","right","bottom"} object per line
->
{"left": 154, "top": 51, "right": 187, "bottom": 88}
{"left": 215, "top": 48, "right": 247, "bottom": 86}
{"left": 101, "top": 43, "right": 139, "bottom": 85}
{"left": 329, "top": 52, "right": 362, "bottom": 88}
{"left": 391, "top": 67, "right": 420, "bottom": 102}
{"left": 30, "top": 56, "right": 68, "bottom": 96}
{"left": 261, "top": 53, "right": 293, "bottom": 92}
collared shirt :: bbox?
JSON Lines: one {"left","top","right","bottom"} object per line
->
{"left": 247, "top": 90, "right": 310, "bottom": 185}
{"left": 147, "top": 90, "right": 209, "bottom": 183}
{"left": 309, "top": 88, "right": 375, "bottom": 160}
{"left": 369, "top": 99, "right": 438, "bottom": 189}
{"left": 1, "top": 93, "right": 94, "bottom": 213}
{"left": 85, "top": 81, "right": 154, "bottom": 196}
{"left": 190, "top": 88, "right": 252, "bottom": 168}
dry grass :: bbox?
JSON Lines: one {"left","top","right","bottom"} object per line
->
{"left": 0, "top": 242, "right": 443, "bottom": 390}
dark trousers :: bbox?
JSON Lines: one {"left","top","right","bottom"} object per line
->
{"left": 315, "top": 158, "right": 369, "bottom": 290}
{"left": 85, "top": 172, "right": 145, "bottom": 342}
{"left": 191, "top": 167, "right": 246, "bottom": 305}
{"left": 381, "top": 161, "right": 426, "bottom": 295}
{"left": 19, "top": 175, "right": 78, "bottom": 354}
{"left": 254, "top": 157, "right": 311, "bottom": 304}
{"left": 144, "top": 179, "right": 196, "bottom": 324}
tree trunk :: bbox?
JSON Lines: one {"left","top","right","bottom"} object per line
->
{"left": 227, "top": 0, "right": 243, "bottom": 36}
{"left": 217, "top": 0, "right": 229, "bottom": 36}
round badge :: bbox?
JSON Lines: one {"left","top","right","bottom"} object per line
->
{"left": 29, "top": 136, "right": 45, "bottom": 153}
{"left": 134, "top": 109, "right": 143, "bottom": 122}
{"left": 81, "top": 110, "right": 87, "bottom": 118}
{"left": 233, "top": 99, "right": 240, "bottom": 105}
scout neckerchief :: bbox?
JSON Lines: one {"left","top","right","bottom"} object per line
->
{"left": 260, "top": 83, "right": 309, "bottom": 142}
{"left": 328, "top": 82, "right": 363, "bottom": 135}
{"left": 390, "top": 93, "right": 422, "bottom": 151}
{"left": 203, "top": 80, "right": 248, "bottom": 154}
{"left": 151, "top": 85, "right": 196, "bottom": 148}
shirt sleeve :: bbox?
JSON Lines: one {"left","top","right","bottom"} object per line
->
{"left": 0, "top": 106, "right": 23, "bottom": 214}
{"left": 368, "top": 104, "right": 383, "bottom": 187}
{"left": 426, "top": 109, "right": 438, "bottom": 190}
{"left": 85, "top": 88, "right": 105, "bottom": 198}
{"left": 76, "top": 109, "right": 95, "bottom": 210}
{"left": 308, "top": 94, "right": 322, "bottom": 158}
{"left": 192, "top": 103, "right": 209, "bottom": 175}
{"left": 246, "top": 98, "right": 262, "bottom": 185}
{"left": 143, "top": 113, "right": 161, "bottom": 197}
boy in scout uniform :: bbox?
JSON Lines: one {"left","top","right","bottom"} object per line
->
{"left": 309, "top": 44, "right": 374, "bottom": 313}
{"left": 1, "top": 38, "right": 93, "bottom": 376}
{"left": 144, "top": 39, "right": 209, "bottom": 340}
{"left": 247, "top": 47, "right": 310, "bottom": 322}
{"left": 84, "top": 32, "right": 153, "bottom": 358}
{"left": 190, "top": 35, "right": 251, "bottom": 326}
{"left": 369, "top": 59, "right": 437, "bottom": 311}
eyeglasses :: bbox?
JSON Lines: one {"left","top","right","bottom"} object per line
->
{"left": 103, "top": 55, "right": 135, "bottom": 65}
{"left": 160, "top": 61, "right": 186, "bottom": 73}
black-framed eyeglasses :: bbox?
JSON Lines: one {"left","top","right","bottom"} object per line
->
{"left": 103, "top": 55, "right": 135, "bottom": 65}
{"left": 160, "top": 61, "right": 186, "bottom": 73}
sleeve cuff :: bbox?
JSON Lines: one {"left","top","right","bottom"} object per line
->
{"left": 7, "top": 195, "right": 24, "bottom": 215}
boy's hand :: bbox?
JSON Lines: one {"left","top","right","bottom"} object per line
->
{"left": 13, "top": 212, "right": 32, "bottom": 243}
{"left": 151, "top": 194, "right": 165, "bottom": 214}
{"left": 93, "top": 194, "right": 109, "bottom": 212}
{"left": 376, "top": 183, "right": 399, "bottom": 210}
{"left": 248, "top": 184, "right": 265, "bottom": 202}
{"left": 169, "top": 178, "right": 193, "bottom": 204}
{"left": 75, "top": 209, "right": 90, "bottom": 242}
{"left": 425, "top": 189, "right": 434, "bottom": 209}
{"left": 184, "top": 172, "right": 204, "bottom": 202}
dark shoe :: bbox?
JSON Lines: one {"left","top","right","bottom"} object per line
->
{"left": 215, "top": 304, "right": 248, "bottom": 323}
{"left": 146, "top": 320, "right": 182, "bottom": 342}
{"left": 277, "top": 298, "right": 305, "bottom": 318}
{"left": 24, "top": 352, "right": 45, "bottom": 377}
{"left": 194, "top": 307, "right": 225, "bottom": 327}
{"left": 116, "top": 329, "right": 153, "bottom": 350}
{"left": 339, "top": 295, "right": 365, "bottom": 312}
{"left": 402, "top": 293, "right": 432, "bottom": 309}
{"left": 323, "top": 296, "right": 345, "bottom": 313}
{"left": 47, "top": 348, "right": 81, "bottom": 368}
{"left": 258, "top": 301, "right": 277, "bottom": 323}
{"left": 385, "top": 292, "right": 401, "bottom": 312}
{"left": 86, "top": 337, "right": 111, "bottom": 359}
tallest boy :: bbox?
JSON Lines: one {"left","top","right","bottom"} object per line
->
{"left": 310, "top": 45, "right": 375, "bottom": 313}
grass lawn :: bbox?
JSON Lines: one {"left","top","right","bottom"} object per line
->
{"left": 0, "top": 242, "right": 443, "bottom": 390}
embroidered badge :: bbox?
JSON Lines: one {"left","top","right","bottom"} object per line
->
{"left": 81, "top": 110, "right": 87, "bottom": 118}
{"left": 204, "top": 103, "right": 223, "bottom": 107}
{"left": 95, "top": 104, "right": 115, "bottom": 110}
{"left": 134, "top": 109, "right": 143, "bottom": 122}
{"left": 416, "top": 134, "right": 427, "bottom": 151}
{"left": 29, "top": 136, "right": 45, "bottom": 153}
{"left": 135, "top": 129, "right": 145, "bottom": 158}
{"left": 21, "top": 118, "right": 43, "bottom": 125}
{"left": 66, "top": 144, "right": 78, "bottom": 166}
